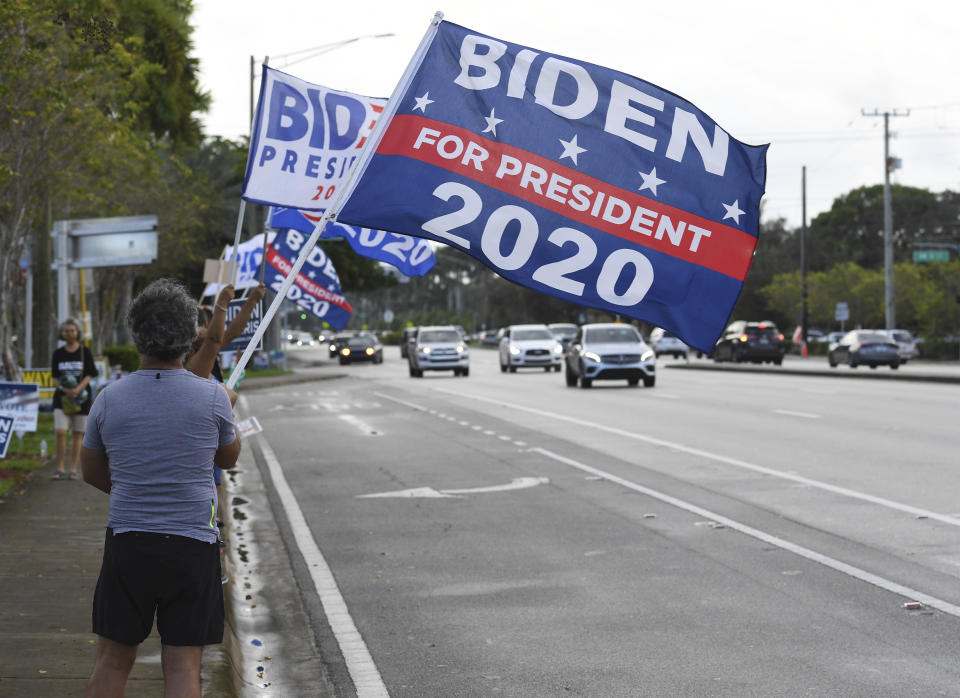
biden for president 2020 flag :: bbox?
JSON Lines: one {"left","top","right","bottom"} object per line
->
{"left": 243, "top": 66, "right": 386, "bottom": 210}
{"left": 270, "top": 207, "right": 436, "bottom": 277}
{"left": 265, "top": 229, "right": 353, "bottom": 329}
{"left": 336, "top": 20, "right": 767, "bottom": 353}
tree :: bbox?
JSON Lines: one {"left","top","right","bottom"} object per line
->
{"left": 807, "top": 185, "right": 960, "bottom": 272}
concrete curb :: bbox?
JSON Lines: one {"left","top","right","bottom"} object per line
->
{"left": 663, "top": 360, "right": 960, "bottom": 383}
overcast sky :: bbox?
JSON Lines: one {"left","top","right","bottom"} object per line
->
{"left": 192, "top": 0, "right": 959, "bottom": 230}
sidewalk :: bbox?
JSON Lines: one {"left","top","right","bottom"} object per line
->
{"left": 0, "top": 361, "right": 340, "bottom": 698}
{"left": 0, "top": 462, "right": 235, "bottom": 697}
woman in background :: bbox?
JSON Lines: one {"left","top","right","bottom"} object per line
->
{"left": 51, "top": 318, "right": 98, "bottom": 480}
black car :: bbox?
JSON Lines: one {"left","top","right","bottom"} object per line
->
{"left": 339, "top": 334, "right": 383, "bottom": 365}
{"left": 712, "top": 321, "right": 785, "bottom": 365}
{"left": 328, "top": 332, "right": 353, "bottom": 358}
{"left": 828, "top": 330, "right": 900, "bottom": 369}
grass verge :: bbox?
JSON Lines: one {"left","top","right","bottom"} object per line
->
{"left": 0, "top": 413, "right": 55, "bottom": 498}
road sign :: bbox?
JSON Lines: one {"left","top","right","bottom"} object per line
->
{"left": 835, "top": 302, "right": 850, "bottom": 322}
{"left": 913, "top": 249, "right": 949, "bottom": 263}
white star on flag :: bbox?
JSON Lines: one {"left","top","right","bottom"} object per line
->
{"left": 558, "top": 134, "right": 586, "bottom": 165}
{"left": 637, "top": 167, "right": 666, "bottom": 196}
{"left": 413, "top": 92, "right": 434, "bottom": 113}
{"left": 307, "top": 270, "right": 316, "bottom": 279}
{"left": 482, "top": 107, "right": 503, "bottom": 137}
{"left": 722, "top": 200, "right": 745, "bottom": 224}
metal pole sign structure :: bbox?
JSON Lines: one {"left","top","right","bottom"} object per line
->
{"left": 51, "top": 215, "right": 158, "bottom": 328}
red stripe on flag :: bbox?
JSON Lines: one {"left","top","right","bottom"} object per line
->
{"left": 375, "top": 114, "right": 756, "bottom": 281}
{"left": 266, "top": 247, "right": 352, "bottom": 312}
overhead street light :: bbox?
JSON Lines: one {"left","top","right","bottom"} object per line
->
{"left": 249, "top": 33, "right": 396, "bottom": 123}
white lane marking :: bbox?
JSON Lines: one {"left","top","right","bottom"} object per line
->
{"left": 533, "top": 447, "right": 960, "bottom": 618}
{"left": 373, "top": 392, "right": 426, "bottom": 412}
{"left": 773, "top": 409, "right": 820, "bottom": 419}
{"left": 339, "top": 414, "right": 381, "bottom": 435}
{"left": 357, "top": 477, "right": 549, "bottom": 499}
{"left": 443, "top": 476, "right": 549, "bottom": 495}
{"left": 245, "top": 400, "right": 389, "bottom": 697}
{"left": 652, "top": 393, "right": 680, "bottom": 400}
{"left": 430, "top": 388, "right": 960, "bottom": 527}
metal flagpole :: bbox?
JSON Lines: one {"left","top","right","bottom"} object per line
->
{"left": 226, "top": 11, "right": 444, "bottom": 390}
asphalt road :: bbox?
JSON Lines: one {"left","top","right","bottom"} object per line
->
{"left": 239, "top": 346, "right": 960, "bottom": 697}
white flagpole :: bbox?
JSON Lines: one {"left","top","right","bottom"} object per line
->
{"left": 228, "top": 200, "right": 247, "bottom": 285}
{"left": 225, "top": 11, "right": 444, "bottom": 390}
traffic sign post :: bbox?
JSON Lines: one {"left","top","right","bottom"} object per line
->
{"left": 835, "top": 302, "right": 849, "bottom": 332}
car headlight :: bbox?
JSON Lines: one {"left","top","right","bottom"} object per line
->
{"left": 509, "top": 345, "right": 521, "bottom": 355}
{"left": 420, "top": 346, "right": 431, "bottom": 354}
{"left": 553, "top": 344, "right": 562, "bottom": 353}
{"left": 365, "top": 347, "right": 375, "bottom": 356}
{"left": 456, "top": 345, "right": 465, "bottom": 353}
{"left": 583, "top": 351, "right": 601, "bottom": 363}
{"left": 341, "top": 348, "right": 351, "bottom": 356}
{"left": 641, "top": 350, "right": 654, "bottom": 362}
{"left": 330, "top": 344, "right": 336, "bottom": 351}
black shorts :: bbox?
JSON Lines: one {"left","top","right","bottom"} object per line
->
{"left": 92, "top": 528, "right": 224, "bottom": 646}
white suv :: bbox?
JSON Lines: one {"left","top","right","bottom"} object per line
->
{"left": 498, "top": 324, "right": 563, "bottom": 373}
{"left": 408, "top": 325, "right": 470, "bottom": 377}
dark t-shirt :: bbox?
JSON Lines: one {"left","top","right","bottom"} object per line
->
{"left": 51, "top": 345, "right": 99, "bottom": 414}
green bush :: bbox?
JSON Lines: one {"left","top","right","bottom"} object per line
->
{"left": 381, "top": 330, "right": 404, "bottom": 346}
{"left": 918, "top": 339, "right": 960, "bottom": 360}
{"left": 103, "top": 344, "right": 140, "bottom": 372}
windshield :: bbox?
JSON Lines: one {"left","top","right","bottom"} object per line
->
{"left": 513, "top": 329, "right": 553, "bottom": 341}
{"left": 586, "top": 327, "right": 639, "bottom": 343}
{"left": 550, "top": 325, "right": 577, "bottom": 336}
{"left": 420, "top": 330, "right": 461, "bottom": 343}
{"left": 855, "top": 332, "right": 890, "bottom": 344}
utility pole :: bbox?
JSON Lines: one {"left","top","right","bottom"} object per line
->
{"left": 801, "top": 165, "right": 808, "bottom": 354}
{"left": 861, "top": 108, "right": 909, "bottom": 329}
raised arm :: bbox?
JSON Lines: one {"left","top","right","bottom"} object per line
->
{"left": 186, "top": 284, "right": 234, "bottom": 379}
{"left": 222, "top": 283, "right": 266, "bottom": 347}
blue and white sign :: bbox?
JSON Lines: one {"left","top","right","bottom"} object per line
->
{"left": 0, "top": 382, "right": 39, "bottom": 432}
{"left": 270, "top": 207, "right": 436, "bottom": 277}
{"left": 336, "top": 21, "right": 768, "bottom": 353}
{"left": 0, "top": 416, "right": 13, "bottom": 458}
{"left": 243, "top": 66, "right": 386, "bottom": 210}
{"left": 202, "top": 233, "right": 274, "bottom": 297}
{"left": 223, "top": 298, "right": 263, "bottom": 352}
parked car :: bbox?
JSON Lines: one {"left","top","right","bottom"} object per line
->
{"left": 828, "top": 330, "right": 900, "bottom": 369}
{"left": 329, "top": 332, "right": 354, "bottom": 358}
{"left": 499, "top": 324, "right": 563, "bottom": 372}
{"left": 408, "top": 325, "right": 470, "bottom": 377}
{"left": 880, "top": 329, "right": 919, "bottom": 363}
{"left": 711, "top": 321, "right": 785, "bottom": 365}
{"left": 400, "top": 326, "right": 418, "bottom": 358}
{"left": 547, "top": 323, "right": 579, "bottom": 351}
{"left": 339, "top": 334, "right": 383, "bottom": 365}
{"left": 565, "top": 323, "right": 656, "bottom": 388}
{"left": 648, "top": 327, "right": 689, "bottom": 360}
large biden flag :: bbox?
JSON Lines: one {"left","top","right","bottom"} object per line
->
{"left": 336, "top": 20, "right": 767, "bottom": 353}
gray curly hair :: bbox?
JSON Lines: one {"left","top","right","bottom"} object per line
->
{"left": 127, "top": 279, "right": 199, "bottom": 361}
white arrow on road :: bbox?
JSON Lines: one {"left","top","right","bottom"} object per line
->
{"left": 357, "top": 477, "right": 549, "bottom": 499}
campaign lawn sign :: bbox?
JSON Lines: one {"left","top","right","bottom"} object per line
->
{"left": 335, "top": 19, "right": 768, "bottom": 353}
{"left": 0, "top": 416, "right": 13, "bottom": 458}
{"left": 0, "top": 382, "right": 40, "bottom": 432}
{"left": 223, "top": 298, "right": 263, "bottom": 352}
{"left": 270, "top": 207, "right": 436, "bottom": 277}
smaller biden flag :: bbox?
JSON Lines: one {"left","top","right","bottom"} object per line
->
{"left": 243, "top": 66, "right": 386, "bottom": 210}
{"left": 336, "top": 20, "right": 768, "bottom": 353}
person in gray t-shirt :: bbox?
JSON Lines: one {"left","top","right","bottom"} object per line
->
{"left": 82, "top": 278, "right": 240, "bottom": 698}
